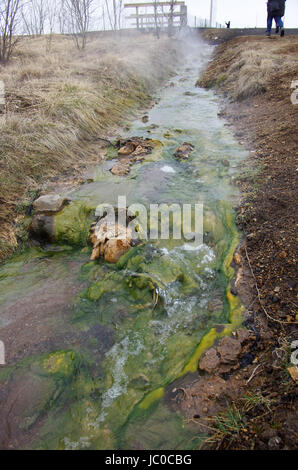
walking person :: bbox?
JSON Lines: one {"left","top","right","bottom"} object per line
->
{"left": 266, "top": 0, "right": 286, "bottom": 37}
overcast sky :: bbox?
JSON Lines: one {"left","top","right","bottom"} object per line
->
{"left": 186, "top": 0, "right": 298, "bottom": 28}
{"left": 124, "top": 1, "right": 298, "bottom": 28}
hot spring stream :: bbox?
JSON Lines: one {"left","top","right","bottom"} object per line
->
{"left": 0, "top": 44, "right": 248, "bottom": 449}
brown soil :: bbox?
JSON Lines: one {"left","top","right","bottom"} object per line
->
{"left": 171, "top": 35, "right": 298, "bottom": 450}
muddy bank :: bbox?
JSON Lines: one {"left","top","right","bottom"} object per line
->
{"left": 178, "top": 34, "right": 298, "bottom": 450}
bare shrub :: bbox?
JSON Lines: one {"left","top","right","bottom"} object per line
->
{"left": 0, "top": 0, "right": 22, "bottom": 63}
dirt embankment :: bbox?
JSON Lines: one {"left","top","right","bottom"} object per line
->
{"left": 0, "top": 33, "right": 180, "bottom": 261}
{"left": 175, "top": 35, "right": 297, "bottom": 450}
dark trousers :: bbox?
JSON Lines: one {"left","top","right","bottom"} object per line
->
{"left": 267, "top": 14, "right": 283, "bottom": 32}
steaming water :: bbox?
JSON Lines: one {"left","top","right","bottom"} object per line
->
{"left": 0, "top": 42, "right": 248, "bottom": 450}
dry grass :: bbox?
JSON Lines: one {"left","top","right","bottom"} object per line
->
{"left": 0, "top": 33, "right": 180, "bottom": 260}
{"left": 197, "top": 36, "right": 298, "bottom": 100}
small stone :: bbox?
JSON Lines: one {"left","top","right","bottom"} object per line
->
{"left": 217, "top": 336, "right": 242, "bottom": 364}
{"left": 33, "top": 194, "right": 69, "bottom": 213}
{"left": 221, "top": 159, "right": 230, "bottom": 167}
{"left": 110, "top": 161, "right": 131, "bottom": 176}
{"left": 234, "top": 253, "right": 241, "bottom": 265}
{"left": 199, "top": 348, "right": 220, "bottom": 373}
{"left": 173, "top": 142, "right": 194, "bottom": 159}
{"left": 29, "top": 214, "right": 55, "bottom": 241}
{"left": 184, "top": 91, "right": 197, "bottom": 97}
{"left": 104, "top": 238, "right": 131, "bottom": 263}
{"left": 129, "top": 374, "right": 150, "bottom": 390}
{"left": 236, "top": 328, "right": 252, "bottom": 344}
{"left": 268, "top": 436, "right": 282, "bottom": 450}
{"left": 287, "top": 366, "right": 298, "bottom": 382}
{"left": 118, "top": 142, "right": 136, "bottom": 155}
{"left": 89, "top": 213, "right": 133, "bottom": 263}
{"left": 260, "top": 428, "right": 277, "bottom": 442}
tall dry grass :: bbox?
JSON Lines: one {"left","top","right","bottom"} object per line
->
{"left": 197, "top": 36, "right": 298, "bottom": 100}
{"left": 0, "top": 32, "right": 180, "bottom": 260}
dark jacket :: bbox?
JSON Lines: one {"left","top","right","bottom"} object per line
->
{"left": 267, "top": 0, "right": 286, "bottom": 17}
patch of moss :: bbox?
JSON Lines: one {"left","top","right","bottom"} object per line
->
{"left": 54, "top": 202, "right": 95, "bottom": 247}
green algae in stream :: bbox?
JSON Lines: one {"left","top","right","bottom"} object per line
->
{"left": 116, "top": 200, "right": 244, "bottom": 448}
{"left": 0, "top": 50, "right": 250, "bottom": 449}
{"left": 120, "top": 399, "right": 201, "bottom": 450}
{"left": 54, "top": 202, "right": 94, "bottom": 247}
{"left": 0, "top": 349, "right": 93, "bottom": 443}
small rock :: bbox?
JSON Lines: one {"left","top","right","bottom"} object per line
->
{"left": 173, "top": 142, "right": 194, "bottom": 159}
{"left": 89, "top": 211, "right": 134, "bottom": 263}
{"left": 230, "top": 286, "right": 238, "bottom": 296}
{"left": 199, "top": 348, "right": 221, "bottom": 373}
{"left": 110, "top": 160, "right": 131, "bottom": 176}
{"left": 217, "top": 337, "right": 242, "bottom": 364}
{"left": 29, "top": 214, "right": 55, "bottom": 241}
{"left": 260, "top": 427, "right": 278, "bottom": 442}
{"left": 268, "top": 436, "right": 282, "bottom": 450}
{"left": 221, "top": 159, "right": 230, "bottom": 167}
{"left": 184, "top": 91, "right": 197, "bottom": 97}
{"left": 33, "top": 194, "right": 69, "bottom": 213}
{"left": 247, "top": 232, "right": 256, "bottom": 239}
{"left": 234, "top": 253, "right": 242, "bottom": 265}
{"left": 104, "top": 238, "right": 131, "bottom": 264}
{"left": 236, "top": 328, "right": 253, "bottom": 344}
{"left": 287, "top": 366, "right": 298, "bottom": 382}
{"left": 129, "top": 374, "right": 150, "bottom": 390}
{"left": 207, "top": 298, "right": 224, "bottom": 314}
{"left": 117, "top": 137, "right": 154, "bottom": 157}
{"left": 118, "top": 142, "right": 136, "bottom": 156}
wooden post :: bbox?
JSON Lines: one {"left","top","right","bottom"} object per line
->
{"left": 210, "top": 0, "right": 214, "bottom": 27}
{"left": 136, "top": 6, "right": 139, "bottom": 29}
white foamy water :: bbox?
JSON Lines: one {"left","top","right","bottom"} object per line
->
{"left": 161, "top": 165, "right": 176, "bottom": 174}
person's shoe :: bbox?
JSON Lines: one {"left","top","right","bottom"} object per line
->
{"left": 275, "top": 26, "right": 280, "bottom": 34}
{"left": 266, "top": 31, "right": 271, "bottom": 37}
{"left": 280, "top": 28, "right": 285, "bottom": 37}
